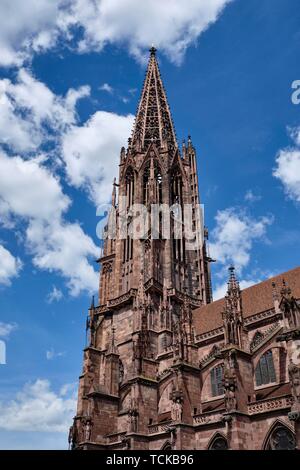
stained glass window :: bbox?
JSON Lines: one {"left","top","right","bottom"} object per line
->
{"left": 255, "top": 350, "right": 276, "bottom": 386}
{"left": 266, "top": 426, "right": 296, "bottom": 450}
{"left": 211, "top": 365, "right": 224, "bottom": 397}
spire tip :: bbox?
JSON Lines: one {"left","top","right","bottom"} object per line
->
{"left": 149, "top": 45, "right": 157, "bottom": 56}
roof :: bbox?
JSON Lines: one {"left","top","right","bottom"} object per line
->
{"left": 193, "top": 266, "right": 300, "bottom": 335}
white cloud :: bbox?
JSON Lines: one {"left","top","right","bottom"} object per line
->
{"left": 273, "top": 127, "right": 300, "bottom": 203}
{"left": 0, "top": 244, "right": 22, "bottom": 286}
{"left": 62, "top": 110, "right": 134, "bottom": 205}
{"left": 0, "top": 321, "right": 18, "bottom": 338}
{"left": 0, "top": 151, "right": 70, "bottom": 221}
{"left": 99, "top": 82, "right": 113, "bottom": 94}
{"left": 0, "top": 71, "right": 112, "bottom": 293}
{"left": 0, "top": 379, "right": 76, "bottom": 433}
{"left": 46, "top": 348, "right": 65, "bottom": 360}
{"left": 245, "top": 189, "right": 261, "bottom": 203}
{"left": 0, "top": 0, "right": 232, "bottom": 67}
{"left": 26, "top": 219, "right": 98, "bottom": 296}
{"left": 0, "top": 0, "right": 61, "bottom": 67}
{"left": 0, "top": 150, "right": 98, "bottom": 295}
{"left": 46, "top": 286, "right": 63, "bottom": 304}
{"left": 210, "top": 208, "right": 273, "bottom": 273}
{"left": 0, "top": 69, "right": 89, "bottom": 153}
{"left": 61, "top": 0, "right": 233, "bottom": 64}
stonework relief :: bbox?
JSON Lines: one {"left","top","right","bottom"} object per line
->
{"left": 288, "top": 360, "right": 300, "bottom": 404}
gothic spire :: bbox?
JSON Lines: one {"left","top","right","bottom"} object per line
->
{"left": 227, "top": 265, "right": 240, "bottom": 294}
{"left": 222, "top": 266, "right": 244, "bottom": 347}
{"left": 131, "top": 48, "right": 177, "bottom": 152}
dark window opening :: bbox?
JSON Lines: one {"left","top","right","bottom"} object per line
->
{"left": 209, "top": 436, "right": 228, "bottom": 450}
{"left": 255, "top": 350, "right": 276, "bottom": 386}
{"left": 266, "top": 426, "right": 296, "bottom": 450}
{"left": 211, "top": 365, "right": 224, "bottom": 397}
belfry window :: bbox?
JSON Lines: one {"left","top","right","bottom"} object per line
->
{"left": 255, "top": 350, "right": 276, "bottom": 386}
{"left": 143, "top": 161, "right": 162, "bottom": 205}
{"left": 123, "top": 236, "right": 133, "bottom": 263}
{"left": 210, "top": 365, "right": 224, "bottom": 397}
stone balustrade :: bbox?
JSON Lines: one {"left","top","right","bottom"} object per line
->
{"left": 248, "top": 396, "right": 293, "bottom": 415}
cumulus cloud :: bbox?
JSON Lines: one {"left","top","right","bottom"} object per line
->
{"left": 0, "top": 0, "right": 232, "bottom": 67}
{"left": 0, "top": 69, "right": 89, "bottom": 153}
{"left": 210, "top": 208, "right": 273, "bottom": 273}
{"left": 0, "top": 379, "right": 76, "bottom": 433}
{"left": 62, "top": 111, "right": 134, "bottom": 205}
{"left": 0, "top": 244, "right": 22, "bottom": 286}
{"left": 0, "top": 152, "right": 70, "bottom": 221}
{"left": 60, "top": 0, "right": 233, "bottom": 64}
{"left": 0, "top": 67, "right": 125, "bottom": 293}
{"left": 273, "top": 127, "right": 300, "bottom": 202}
{"left": 26, "top": 219, "right": 98, "bottom": 296}
{"left": 0, "top": 0, "right": 61, "bottom": 67}
{"left": 0, "top": 150, "right": 98, "bottom": 295}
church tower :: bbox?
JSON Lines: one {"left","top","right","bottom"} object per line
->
{"left": 70, "top": 48, "right": 213, "bottom": 450}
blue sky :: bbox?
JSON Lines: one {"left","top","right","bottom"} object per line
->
{"left": 0, "top": 0, "right": 300, "bottom": 449}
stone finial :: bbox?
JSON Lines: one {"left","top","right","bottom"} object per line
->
{"left": 149, "top": 45, "right": 157, "bottom": 56}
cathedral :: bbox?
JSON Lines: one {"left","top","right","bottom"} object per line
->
{"left": 70, "top": 48, "right": 300, "bottom": 451}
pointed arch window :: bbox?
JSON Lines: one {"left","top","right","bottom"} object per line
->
{"left": 143, "top": 161, "right": 162, "bottom": 206}
{"left": 122, "top": 168, "right": 134, "bottom": 264}
{"left": 170, "top": 168, "right": 185, "bottom": 264}
{"left": 209, "top": 435, "right": 228, "bottom": 450}
{"left": 210, "top": 365, "right": 224, "bottom": 397}
{"left": 265, "top": 425, "right": 296, "bottom": 450}
{"left": 255, "top": 350, "right": 276, "bottom": 386}
{"left": 161, "top": 441, "right": 172, "bottom": 450}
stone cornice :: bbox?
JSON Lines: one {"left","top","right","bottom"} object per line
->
{"left": 171, "top": 361, "right": 201, "bottom": 374}
{"left": 195, "top": 327, "right": 224, "bottom": 345}
{"left": 86, "top": 390, "right": 119, "bottom": 401}
{"left": 96, "top": 253, "right": 115, "bottom": 264}
{"left": 128, "top": 375, "right": 158, "bottom": 386}
{"left": 108, "top": 289, "right": 137, "bottom": 309}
